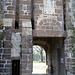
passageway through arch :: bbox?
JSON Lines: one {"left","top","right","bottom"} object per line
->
{"left": 32, "top": 45, "right": 48, "bottom": 74}
{"left": 32, "top": 37, "right": 66, "bottom": 75}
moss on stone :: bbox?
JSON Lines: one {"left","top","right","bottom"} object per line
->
{"left": 20, "top": 51, "right": 22, "bottom": 57}
{"left": 71, "top": 29, "right": 75, "bottom": 72}
{"left": 0, "top": 20, "right": 3, "bottom": 29}
{"left": 19, "top": 44, "right": 22, "bottom": 48}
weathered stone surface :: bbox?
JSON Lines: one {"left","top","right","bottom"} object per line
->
{"left": 22, "top": 21, "right": 32, "bottom": 28}
{"left": 5, "top": 14, "right": 15, "bottom": 19}
{"left": 22, "top": 28, "right": 32, "bottom": 36}
{"left": 3, "top": 19, "right": 12, "bottom": 26}
{"left": 33, "top": 30, "right": 67, "bottom": 37}
{"left": 4, "top": 41, "right": 12, "bottom": 48}
{"left": 11, "top": 32, "right": 21, "bottom": 57}
{"left": 0, "top": 0, "right": 73, "bottom": 75}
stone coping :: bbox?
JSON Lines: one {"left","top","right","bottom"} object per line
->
{"left": 33, "top": 30, "right": 67, "bottom": 37}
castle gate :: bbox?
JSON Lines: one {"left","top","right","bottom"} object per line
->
{"left": 0, "top": 0, "right": 72, "bottom": 75}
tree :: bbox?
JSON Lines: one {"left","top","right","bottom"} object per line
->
{"left": 33, "top": 45, "right": 45, "bottom": 62}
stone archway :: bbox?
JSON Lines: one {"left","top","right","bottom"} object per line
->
{"left": 33, "top": 37, "right": 51, "bottom": 75}
{"left": 33, "top": 37, "right": 66, "bottom": 75}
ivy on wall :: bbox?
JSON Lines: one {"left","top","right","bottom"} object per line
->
{"left": 71, "top": 29, "right": 75, "bottom": 52}
{"left": 0, "top": 0, "right": 4, "bottom": 41}
{"left": 71, "top": 29, "right": 75, "bottom": 72}
{"left": 0, "top": 20, "right": 3, "bottom": 29}
{"left": 0, "top": 0, "right": 4, "bottom": 29}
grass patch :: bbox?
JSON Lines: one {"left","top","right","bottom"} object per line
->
{"left": 33, "top": 61, "right": 46, "bottom": 63}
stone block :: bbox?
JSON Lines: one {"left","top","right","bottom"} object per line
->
{"left": 22, "top": 63, "right": 27, "bottom": 69}
{"left": 7, "top": 6, "right": 15, "bottom": 10}
{"left": 34, "top": 10, "right": 42, "bottom": 14}
{"left": 22, "top": 21, "right": 32, "bottom": 28}
{"left": 5, "top": 3, "right": 11, "bottom": 5}
{"left": 34, "top": 0, "right": 43, "bottom": 3}
{"left": 19, "top": 15, "right": 31, "bottom": 19}
{"left": 5, "top": 14, "right": 15, "bottom": 19}
{"left": 22, "top": 36, "right": 26, "bottom": 44}
{"left": 22, "top": 28, "right": 32, "bottom": 36}
{"left": 11, "top": 32, "right": 21, "bottom": 57}
{"left": 3, "top": 55, "right": 11, "bottom": 59}
{"left": 56, "top": 1, "right": 63, "bottom": 6}
{"left": 4, "top": 41, "right": 12, "bottom": 48}
{"left": 22, "top": 54, "right": 27, "bottom": 60}
{"left": 39, "top": 20, "right": 43, "bottom": 25}
{"left": 22, "top": 48, "right": 32, "bottom": 54}
{"left": 55, "top": 9, "right": 62, "bottom": 13}
{"left": 22, "top": 69, "right": 32, "bottom": 73}
{"left": 4, "top": 49, "right": 11, "bottom": 54}
{"left": 3, "top": 30, "right": 11, "bottom": 40}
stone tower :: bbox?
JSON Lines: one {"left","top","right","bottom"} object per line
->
{"left": 0, "top": 0, "right": 74, "bottom": 75}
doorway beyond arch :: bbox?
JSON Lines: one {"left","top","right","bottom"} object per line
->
{"left": 32, "top": 45, "right": 47, "bottom": 74}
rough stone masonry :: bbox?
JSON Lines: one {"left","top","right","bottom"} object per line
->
{"left": 0, "top": 0, "right": 75, "bottom": 75}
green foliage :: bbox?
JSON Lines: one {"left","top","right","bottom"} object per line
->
{"left": 70, "top": 29, "right": 75, "bottom": 44}
{"left": 0, "top": 20, "right": 3, "bottom": 29}
{"left": 33, "top": 45, "right": 46, "bottom": 62}
{"left": 33, "top": 61, "right": 45, "bottom": 63}
{"left": 19, "top": 44, "right": 22, "bottom": 57}
{"left": 71, "top": 29, "right": 75, "bottom": 49}
{"left": 72, "top": 47, "right": 75, "bottom": 53}
{"left": 71, "top": 29, "right": 75, "bottom": 72}
{"left": 20, "top": 51, "right": 22, "bottom": 57}
{"left": 19, "top": 44, "right": 22, "bottom": 48}
{"left": 0, "top": 32, "right": 4, "bottom": 40}
{"left": 73, "top": 67, "right": 75, "bottom": 71}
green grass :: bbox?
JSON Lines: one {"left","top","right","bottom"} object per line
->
{"left": 33, "top": 61, "right": 46, "bottom": 63}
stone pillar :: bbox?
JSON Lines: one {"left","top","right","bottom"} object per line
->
{"left": 19, "top": 0, "right": 33, "bottom": 74}
{"left": 57, "top": 43, "right": 65, "bottom": 75}
{"left": 65, "top": 37, "right": 73, "bottom": 75}
{"left": 21, "top": 21, "right": 33, "bottom": 75}
{"left": 49, "top": 38, "right": 66, "bottom": 75}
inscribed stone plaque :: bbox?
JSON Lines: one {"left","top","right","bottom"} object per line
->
{"left": 44, "top": 0, "right": 55, "bottom": 14}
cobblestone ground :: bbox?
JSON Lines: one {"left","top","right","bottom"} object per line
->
{"left": 32, "top": 63, "right": 48, "bottom": 74}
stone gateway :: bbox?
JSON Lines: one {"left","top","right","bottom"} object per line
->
{"left": 0, "top": 0, "right": 74, "bottom": 75}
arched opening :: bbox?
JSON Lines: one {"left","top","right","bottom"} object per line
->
{"left": 32, "top": 37, "right": 66, "bottom": 75}
{"left": 32, "top": 45, "right": 48, "bottom": 74}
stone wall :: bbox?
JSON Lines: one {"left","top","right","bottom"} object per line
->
{"left": 0, "top": 0, "right": 74, "bottom": 75}
{"left": 70, "top": 0, "right": 75, "bottom": 74}
{"left": 34, "top": 0, "right": 64, "bottom": 31}
{"left": 72, "top": 0, "right": 75, "bottom": 27}
{"left": 0, "top": 0, "right": 4, "bottom": 20}
{"left": 32, "top": 0, "right": 67, "bottom": 37}
{"left": 0, "top": 0, "right": 32, "bottom": 75}
{"left": 64, "top": 0, "right": 74, "bottom": 75}
{"left": 0, "top": 0, "right": 12, "bottom": 75}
